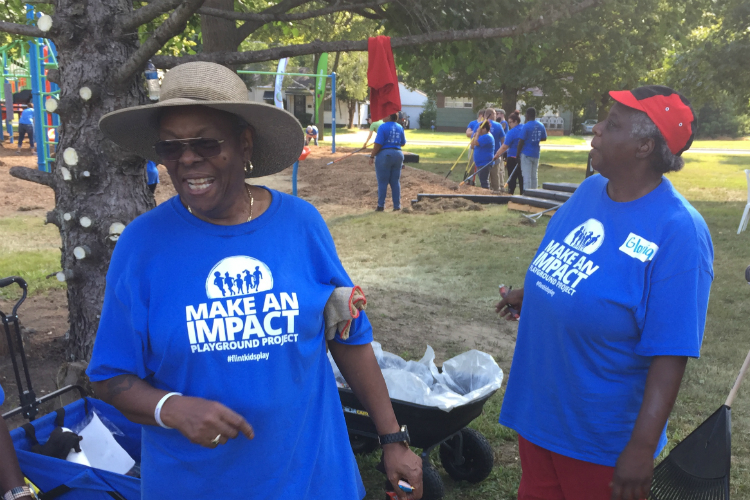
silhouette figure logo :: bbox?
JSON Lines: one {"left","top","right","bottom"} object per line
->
{"left": 205, "top": 256, "right": 273, "bottom": 299}
{"left": 563, "top": 218, "right": 605, "bottom": 255}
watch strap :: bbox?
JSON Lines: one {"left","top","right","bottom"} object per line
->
{"left": 378, "top": 425, "right": 410, "bottom": 446}
{"left": 3, "top": 486, "right": 35, "bottom": 500}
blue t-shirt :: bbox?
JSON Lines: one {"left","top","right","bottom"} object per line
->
{"left": 500, "top": 120, "right": 509, "bottom": 132}
{"left": 19, "top": 108, "right": 34, "bottom": 125}
{"left": 504, "top": 124, "right": 524, "bottom": 158}
{"left": 307, "top": 126, "right": 318, "bottom": 137}
{"left": 374, "top": 121, "right": 405, "bottom": 150}
{"left": 467, "top": 120, "right": 479, "bottom": 133}
{"left": 87, "top": 190, "right": 372, "bottom": 500}
{"left": 489, "top": 121, "right": 506, "bottom": 153}
{"left": 520, "top": 119, "right": 547, "bottom": 158}
{"left": 472, "top": 133, "right": 495, "bottom": 167}
{"left": 0, "top": 384, "right": 4, "bottom": 405}
{"left": 146, "top": 161, "right": 159, "bottom": 185}
{"left": 500, "top": 175, "right": 713, "bottom": 467}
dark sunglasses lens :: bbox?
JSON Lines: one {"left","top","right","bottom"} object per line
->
{"left": 154, "top": 141, "right": 184, "bottom": 161}
{"left": 191, "top": 139, "right": 222, "bottom": 158}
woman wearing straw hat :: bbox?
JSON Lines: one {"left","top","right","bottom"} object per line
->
{"left": 86, "top": 62, "right": 422, "bottom": 500}
{"left": 496, "top": 86, "right": 713, "bottom": 500}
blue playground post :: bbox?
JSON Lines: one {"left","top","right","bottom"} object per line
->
{"left": 2, "top": 52, "right": 12, "bottom": 143}
{"left": 331, "top": 72, "right": 336, "bottom": 154}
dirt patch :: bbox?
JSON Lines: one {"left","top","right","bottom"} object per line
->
{"left": 404, "top": 196, "right": 485, "bottom": 215}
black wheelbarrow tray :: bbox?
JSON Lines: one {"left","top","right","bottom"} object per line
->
{"left": 339, "top": 387, "right": 497, "bottom": 499}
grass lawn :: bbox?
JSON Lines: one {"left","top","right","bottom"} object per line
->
{"left": 0, "top": 216, "right": 64, "bottom": 298}
{"left": 325, "top": 145, "right": 750, "bottom": 498}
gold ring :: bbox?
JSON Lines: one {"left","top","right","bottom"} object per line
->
{"left": 211, "top": 434, "right": 222, "bottom": 446}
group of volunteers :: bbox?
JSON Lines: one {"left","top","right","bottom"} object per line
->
{"left": 466, "top": 106, "right": 547, "bottom": 194}
{"left": 0, "top": 61, "right": 713, "bottom": 500}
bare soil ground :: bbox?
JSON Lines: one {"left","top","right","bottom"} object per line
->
{"left": 0, "top": 142, "right": 508, "bottom": 415}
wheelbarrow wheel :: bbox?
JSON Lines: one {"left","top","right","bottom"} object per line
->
{"left": 349, "top": 432, "right": 379, "bottom": 455}
{"left": 422, "top": 460, "right": 445, "bottom": 500}
{"left": 439, "top": 428, "right": 494, "bottom": 483}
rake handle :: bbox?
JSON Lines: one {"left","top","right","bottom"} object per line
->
{"left": 725, "top": 348, "right": 750, "bottom": 407}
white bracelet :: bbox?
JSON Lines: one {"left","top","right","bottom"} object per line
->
{"left": 154, "top": 392, "right": 182, "bottom": 429}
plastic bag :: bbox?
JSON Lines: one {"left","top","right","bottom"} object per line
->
{"left": 331, "top": 342, "right": 503, "bottom": 411}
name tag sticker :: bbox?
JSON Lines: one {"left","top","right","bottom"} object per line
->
{"left": 619, "top": 233, "right": 659, "bottom": 262}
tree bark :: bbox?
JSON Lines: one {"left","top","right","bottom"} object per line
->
{"left": 501, "top": 86, "right": 519, "bottom": 116}
{"left": 597, "top": 92, "right": 610, "bottom": 121}
{"left": 200, "top": 0, "right": 239, "bottom": 53}
{"left": 347, "top": 99, "right": 357, "bottom": 128}
{"left": 47, "top": 0, "right": 154, "bottom": 361}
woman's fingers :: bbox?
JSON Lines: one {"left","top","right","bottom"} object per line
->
{"left": 220, "top": 407, "right": 255, "bottom": 440}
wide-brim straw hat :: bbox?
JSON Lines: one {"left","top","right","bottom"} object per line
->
{"left": 99, "top": 61, "right": 304, "bottom": 178}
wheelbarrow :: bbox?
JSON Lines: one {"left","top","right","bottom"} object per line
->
{"left": 339, "top": 387, "right": 497, "bottom": 500}
{"left": 2, "top": 276, "right": 143, "bottom": 499}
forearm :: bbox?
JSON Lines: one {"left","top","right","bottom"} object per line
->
{"left": 494, "top": 144, "right": 509, "bottom": 159}
{"left": 517, "top": 140, "right": 525, "bottom": 154}
{"left": 329, "top": 342, "right": 400, "bottom": 435}
{"left": 628, "top": 356, "right": 688, "bottom": 452}
{"left": 371, "top": 144, "right": 383, "bottom": 157}
{"left": 364, "top": 132, "right": 374, "bottom": 147}
{"left": 0, "top": 418, "right": 26, "bottom": 493}
{"left": 92, "top": 375, "right": 170, "bottom": 426}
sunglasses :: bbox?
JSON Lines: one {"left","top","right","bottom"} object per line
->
{"left": 153, "top": 138, "right": 225, "bottom": 162}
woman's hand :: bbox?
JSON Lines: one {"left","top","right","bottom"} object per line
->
{"left": 610, "top": 442, "right": 653, "bottom": 500}
{"left": 495, "top": 287, "right": 524, "bottom": 320}
{"left": 383, "top": 443, "right": 423, "bottom": 499}
{"left": 161, "top": 395, "right": 254, "bottom": 448}
{"left": 369, "top": 156, "right": 375, "bottom": 166}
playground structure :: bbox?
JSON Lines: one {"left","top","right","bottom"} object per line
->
{"left": 0, "top": 6, "right": 60, "bottom": 173}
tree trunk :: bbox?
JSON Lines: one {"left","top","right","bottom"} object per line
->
{"left": 501, "top": 86, "right": 518, "bottom": 116}
{"left": 200, "top": 0, "right": 240, "bottom": 53}
{"left": 48, "top": 0, "right": 153, "bottom": 361}
{"left": 597, "top": 92, "right": 610, "bottom": 121}
{"left": 347, "top": 100, "right": 357, "bottom": 128}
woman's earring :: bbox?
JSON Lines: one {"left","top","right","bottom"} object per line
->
{"left": 245, "top": 160, "right": 254, "bottom": 175}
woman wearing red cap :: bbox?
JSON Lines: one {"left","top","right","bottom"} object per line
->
{"left": 497, "top": 86, "right": 713, "bottom": 500}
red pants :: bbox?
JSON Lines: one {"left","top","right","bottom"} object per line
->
{"left": 517, "top": 435, "right": 616, "bottom": 500}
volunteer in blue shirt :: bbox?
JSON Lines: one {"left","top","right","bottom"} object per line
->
{"left": 484, "top": 108, "right": 506, "bottom": 191}
{"left": 465, "top": 109, "right": 486, "bottom": 138}
{"left": 517, "top": 107, "right": 547, "bottom": 190}
{"left": 16, "top": 101, "right": 35, "bottom": 155}
{"left": 469, "top": 120, "right": 495, "bottom": 189}
{"left": 493, "top": 110, "right": 524, "bottom": 194}
{"left": 370, "top": 113, "right": 407, "bottom": 211}
{"left": 305, "top": 124, "right": 318, "bottom": 146}
{"left": 496, "top": 109, "right": 509, "bottom": 133}
{"left": 496, "top": 86, "right": 712, "bottom": 500}
{"left": 146, "top": 160, "right": 159, "bottom": 194}
{"left": 1, "top": 386, "right": 35, "bottom": 500}
{"left": 89, "top": 62, "right": 423, "bottom": 500}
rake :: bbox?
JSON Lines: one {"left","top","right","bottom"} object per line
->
{"left": 521, "top": 205, "right": 559, "bottom": 224}
{"left": 649, "top": 348, "right": 750, "bottom": 500}
{"left": 325, "top": 147, "right": 365, "bottom": 165}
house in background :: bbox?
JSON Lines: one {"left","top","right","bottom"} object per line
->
{"left": 435, "top": 90, "right": 573, "bottom": 135}
{"left": 399, "top": 83, "right": 428, "bottom": 129}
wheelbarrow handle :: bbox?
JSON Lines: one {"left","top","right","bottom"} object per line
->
{"left": 0, "top": 276, "right": 26, "bottom": 289}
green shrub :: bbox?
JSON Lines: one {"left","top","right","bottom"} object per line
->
{"left": 419, "top": 99, "right": 437, "bottom": 129}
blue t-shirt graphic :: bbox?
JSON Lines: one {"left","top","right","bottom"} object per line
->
{"left": 473, "top": 134, "right": 495, "bottom": 167}
{"left": 520, "top": 119, "right": 547, "bottom": 158}
{"left": 87, "top": 190, "right": 372, "bottom": 500}
{"left": 504, "top": 125, "right": 524, "bottom": 158}
{"left": 374, "top": 121, "right": 405, "bottom": 150}
{"left": 489, "top": 121, "right": 506, "bottom": 153}
{"left": 500, "top": 175, "right": 713, "bottom": 467}
{"left": 19, "top": 108, "right": 34, "bottom": 126}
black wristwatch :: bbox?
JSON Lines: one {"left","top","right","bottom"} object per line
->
{"left": 379, "top": 425, "right": 410, "bottom": 448}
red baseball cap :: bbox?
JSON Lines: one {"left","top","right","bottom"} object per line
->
{"left": 609, "top": 85, "right": 696, "bottom": 156}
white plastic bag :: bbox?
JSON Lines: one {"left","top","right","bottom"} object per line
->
{"left": 332, "top": 342, "right": 503, "bottom": 412}
{"left": 77, "top": 412, "right": 135, "bottom": 474}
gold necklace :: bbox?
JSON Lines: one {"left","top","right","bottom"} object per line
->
{"left": 186, "top": 184, "right": 254, "bottom": 222}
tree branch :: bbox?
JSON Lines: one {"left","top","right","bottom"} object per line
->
{"left": 10, "top": 166, "right": 54, "bottom": 188}
{"left": 154, "top": 0, "right": 599, "bottom": 68}
{"left": 198, "top": 0, "right": 390, "bottom": 22}
{"left": 0, "top": 21, "right": 46, "bottom": 38}
{"left": 112, "top": 0, "right": 205, "bottom": 84}
{"left": 119, "top": 0, "right": 187, "bottom": 33}
{"left": 235, "top": 0, "right": 309, "bottom": 42}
